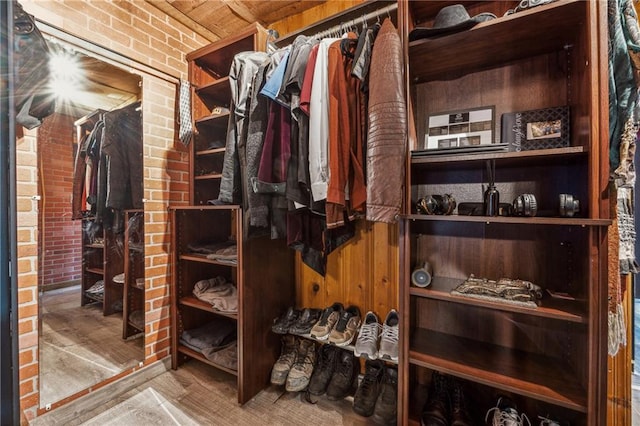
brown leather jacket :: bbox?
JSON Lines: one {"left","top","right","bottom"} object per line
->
{"left": 366, "top": 18, "right": 407, "bottom": 223}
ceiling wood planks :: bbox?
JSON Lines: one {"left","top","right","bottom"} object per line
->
{"left": 155, "top": 0, "right": 333, "bottom": 41}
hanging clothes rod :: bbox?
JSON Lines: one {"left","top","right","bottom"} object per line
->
{"left": 273, "top": 1, "right": 397, "bottom": 47}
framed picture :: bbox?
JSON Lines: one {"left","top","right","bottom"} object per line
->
{"left": 501, "top": 106, "right": 570, "bottom": 151}
{"left": 424, "top": 106, "right": 495, "bottom": 150}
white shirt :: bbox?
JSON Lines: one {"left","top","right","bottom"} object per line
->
{"left": 308, "top": 37, "right": 339, "bottom": 202}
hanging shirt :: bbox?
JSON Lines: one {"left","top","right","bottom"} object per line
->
{"left": 309, "top": 37, "right": 339, "bottom": 203}
{"left": 260, "top": 50, "right": 291, "bottom": 107}
{"left": 284, "top": 36, "right": 320, "bottom": 207}
{"left": 300, "top": 43, "right": 320, "bottom": 117}
{"left": 326, "top": 34, "right": 366, "bottom": 228}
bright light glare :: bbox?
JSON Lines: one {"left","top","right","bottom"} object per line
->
{"left": 49, "top": 76, "right": 80, "bottom": 101}
{"left": 48, "top": 51, "right": 82, "bottom": 100}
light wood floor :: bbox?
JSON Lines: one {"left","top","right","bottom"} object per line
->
{"left": 35, "top": 360, "right": 373, "bottom": 426}
{"left": 35, "top": 291, "right": 640, "bottom": 424}
{"left": 40, "top": 286, "right": 143, "bottom": 407}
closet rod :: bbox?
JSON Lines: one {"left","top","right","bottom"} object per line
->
{"left": 315, "top": 3, "right": 397, "bottom": 40}
{"left": 273, "top": 1, "right": 397, "bottom": 47}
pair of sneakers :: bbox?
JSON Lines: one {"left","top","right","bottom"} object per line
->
{"left": 271, "top": 306, "right": 322, "bottom": 335}
{"left": 310, "top": 303, "right": 362, "bottom": 347}
{"left": 354, "top": 309, "right": 399, "bottom": 362}
{"left": 270, "top": 335, "right": 317, "bottom": 392}
{"left": 486, "top": 397, "right": 568, "bottom": 426}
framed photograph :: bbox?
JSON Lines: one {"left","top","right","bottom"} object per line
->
{"left": 424, "top": 106, "right": 495, "bottom": 150}
{"left": 501, "top": 106, "right": 570, "bottom": 151}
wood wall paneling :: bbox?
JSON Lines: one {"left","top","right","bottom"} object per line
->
{"left": 296, "top": 221, "right": 399, "bottom": 319}
{"left": 268, "top": 0, "right": 364, "bottom": 40}
{"left": 269, "top": 0, "right": 400, "bottom": 321}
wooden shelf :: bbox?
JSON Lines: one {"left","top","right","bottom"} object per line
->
{"left": 410, "top": 277, "right": 587, "bottom": 324}
{"left": 85, "top": 267, "right": 104, "bottom": 275}
{"left": 173, "top": 205, "right": 239, "bottom": 211}
{"left": 404, "top": 214, "right": 611, "bottom": 227}
{"left": 195, "top": 77, "right": 230, "bottom": 107}
{"left": 84, "top": 243, "right": 105, "bottom": 249}
{"left": 409, "top": 328, "right": 587, "bottom": 412}
{"left": 410, "top": 146, "right": 586, "bottom": 168}
{"left": 179, "top": 296, "right": 238, "bottom": 321}
{"left": 180, "top": 253, "right": 237, "bottom": 267}
{"left": 177, "top": 345, "right": 238, "bottom": 377}
{"left": 291, "top": 331, "right": 399, "bottom": 365}
{"left": 127, "top": 320, "right": 144, "bottom": 333}
{"left": 187, "top": 23, "right": 265, "bottom": 77}
{"left": 194, "top": 173, "right": 223, "bottom": 181}
{"left": 195, "top": 112, "right": 230, "bottom": 128}
{"left": 196, "top": 147, "right": 226, "bottom": 156}
{"left": 409, "top": 0, "right": 585, "bottom": 83}
{"left": 84, "top": 292, "right": 104, "bottom": 303}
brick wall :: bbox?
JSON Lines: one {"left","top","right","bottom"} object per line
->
{"left": 17, "top": 1, "right": 211, "bottom": 420}
{"left": 16, "top": 127, "right": 40, "bottom": 416}
{"left": 37, "top": 113, "right": 82, "bottom": 289}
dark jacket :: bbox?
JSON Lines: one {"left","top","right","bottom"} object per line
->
{"left": 218, "top": 51, "right": 269, "bottom": 204}
{"left": 366, "top": 19, "right": 407, "bottom": 223}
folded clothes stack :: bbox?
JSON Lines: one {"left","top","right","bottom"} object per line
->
{"left": 205, "top": 244, "right": 237, "bottom": 265}
{"left": 192, "top": 276, "right": 238, "bottom": 313}
{"left": 180, "top": 318, "right": 237, "bottom": 371}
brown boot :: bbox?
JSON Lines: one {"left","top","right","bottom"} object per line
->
{"left": 270, "top": 335, "right": 297, "bottom": 385}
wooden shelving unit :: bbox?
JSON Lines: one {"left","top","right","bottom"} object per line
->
{"left": 400, "top": 1, "right": 608, "bottom": 425}
{"left": 170, "top": 206, "right": 294, "bottom": 404}
{"left": 187, "top": 23, "right": 268, "bottom": 205}
{"left": 122, "top": 209, "right": 144, "bottom": 339}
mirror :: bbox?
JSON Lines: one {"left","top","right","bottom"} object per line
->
{"left": 36, "top": 36, "right": 145, "bottom": 408}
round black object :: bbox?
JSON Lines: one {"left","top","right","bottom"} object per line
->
{"left": 512, "top": 193, "right": 538, "bottom": 217}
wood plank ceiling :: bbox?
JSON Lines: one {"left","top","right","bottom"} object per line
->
{"left": 150, "top": 0, "right": 328, "bottom": 41}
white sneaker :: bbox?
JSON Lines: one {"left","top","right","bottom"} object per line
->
{"left": 378, "top": 309, "right": 399, "bottom": 362}
{"left": 354, "top": 311, "right": 381, "bottom": 359}
{"left": 485, "top": 397, "right": 531, "bottom": 426}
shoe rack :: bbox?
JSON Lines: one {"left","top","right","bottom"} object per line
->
{"left": 400, "top": 1, "right": 608, "bottom": 425}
